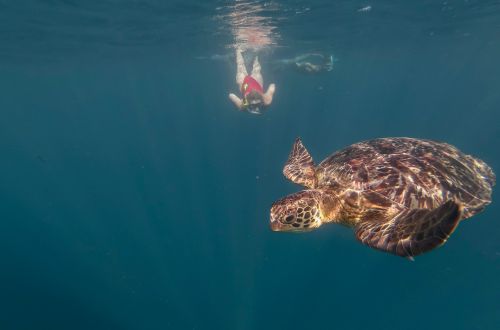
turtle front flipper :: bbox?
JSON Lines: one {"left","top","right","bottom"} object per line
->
{"left": 355, "top": 200, "right": 462, "bottom": 259}
{"left": 283, "top": 138, "right": 317, "bottom": 188}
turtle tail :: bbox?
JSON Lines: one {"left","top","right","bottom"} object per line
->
{"left": 459, "top": 155, "right": 495, "bottom": 219}
{"left": 477, "top": 158, "right": 496, "bottom": 187}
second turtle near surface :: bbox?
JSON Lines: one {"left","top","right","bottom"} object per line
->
{"left": 270, "top": 137, "right": 495, "bottom": 259}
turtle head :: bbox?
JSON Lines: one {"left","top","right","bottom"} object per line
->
{"left": 270, "top": 190, "right": 325, "bottom": 232}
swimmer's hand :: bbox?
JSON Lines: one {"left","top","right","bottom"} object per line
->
{"left": 229, "top": 93, "right": 244, "bottom": 110}
{"left": 325, "top": 55, "right": 334, "bottom": 71}
{"left": 263, "top": 84, "right": 276, "bottom": 106}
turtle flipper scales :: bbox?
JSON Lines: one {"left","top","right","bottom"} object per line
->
{"left": 283, "top": 138, "right": 317, "bottom": 189}
{"left": 355, "top": 200, "right": 462, "bottom": 259}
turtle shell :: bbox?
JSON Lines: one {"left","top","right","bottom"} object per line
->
{"left": 315, "top": 137, "right": 495, "bottom": 217}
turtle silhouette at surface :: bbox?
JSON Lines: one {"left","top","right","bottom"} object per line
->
{"left": 270, "top": 137, "right": 495, "bottom": 259}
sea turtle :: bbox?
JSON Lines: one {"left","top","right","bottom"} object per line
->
{"left": 270, "top": 137, "right": 495, "bottom": 259}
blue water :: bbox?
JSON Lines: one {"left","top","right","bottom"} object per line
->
{"left": 1, "top": 1, "right": 499, "bottom": 329}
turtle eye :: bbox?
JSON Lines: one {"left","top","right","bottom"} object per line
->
{"left": 283, "top": 214, "right": 295, "bottom": 224}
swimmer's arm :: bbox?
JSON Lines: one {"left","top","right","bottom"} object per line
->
{"left": 263, "top": 83, "right": 276, "bottom": 106}
{"left": 293, "top": 54, "right": 311, "bottom": 62}
{"left": 229, "top": 93, "right": 244, "bottom": 110}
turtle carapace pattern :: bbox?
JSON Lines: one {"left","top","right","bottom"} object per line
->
{"left": 271, "top": 137, "right": 495, "bottom": 259}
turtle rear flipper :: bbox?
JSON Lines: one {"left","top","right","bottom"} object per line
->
{"left": 283, "top": 138, "right": 317, "bottom": 189}
{"left": 355, "top": 200, "right": 462, "bottom": 259}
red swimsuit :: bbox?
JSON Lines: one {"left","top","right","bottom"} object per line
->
{"left": 241, "top": 75, "right": 264, "bottom": 97}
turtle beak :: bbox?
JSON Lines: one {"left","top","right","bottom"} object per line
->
{"left": 270, "top": 221, "right": 281, "bottom": 232}
{"left": 270, "top": 214, "right": 282, "bottom": 231}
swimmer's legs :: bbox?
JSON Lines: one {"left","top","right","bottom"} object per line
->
{"left": 236, "top": 48, "right": 248, "bottom": 86}
{"left": 251, "top": 56, "right": 263, "bottom": 86}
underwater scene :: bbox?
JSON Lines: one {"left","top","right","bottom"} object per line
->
{"left": 1, "top": 1, "right": 499, "bottom": 329}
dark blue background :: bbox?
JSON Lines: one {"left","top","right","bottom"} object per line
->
{"left": 1, "top": 1, "right": 499, "bottom": 329}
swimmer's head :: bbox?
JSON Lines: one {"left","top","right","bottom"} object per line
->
{"left": 243, "top": 90, "right": 264, "bottom": 113}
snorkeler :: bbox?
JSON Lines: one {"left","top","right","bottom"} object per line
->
{"left": 273, "top": 53, "right": 335, "bottom": 74}
{"left": 229, "top": 48, "right": 276, "bottom": 114}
